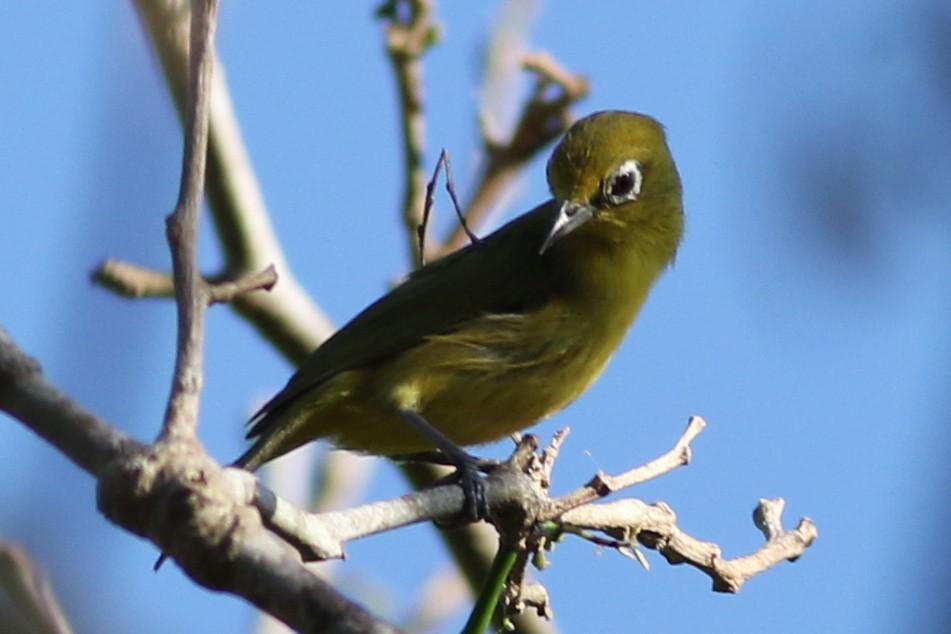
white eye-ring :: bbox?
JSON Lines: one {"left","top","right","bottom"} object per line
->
{"left": 603, "top": 159, "right": 643, "bottom": 206}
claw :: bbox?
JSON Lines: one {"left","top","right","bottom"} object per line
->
{"left": 455, "top": 459, "right": 489, "bottom": 522}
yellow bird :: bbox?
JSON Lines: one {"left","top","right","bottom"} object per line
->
{"left": 236, "top": 111, "right": 684, "bottom": 497}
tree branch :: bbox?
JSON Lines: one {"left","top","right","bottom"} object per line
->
{"left": 246, "top": 423, "right": 817, "bottom": 620}
{"left": 547, "top": 415, "right": 705, "bottom": 517}
{"left": 560, "top": 497, "right": 819, "bottom": 593}
{"left": 92, "top": 260, "right": 277, "bottom": 305}
{"left": 126, "top": 0, "right": 335, "bottom": 361}
{"left": 0, "top": 540, "right": 74, "bottom": 634}
{"left": 0, "top": 325, "right": 398, "bottom": 632}
{"left": 159, "top": 0, "right": 219, "bottom": 442}
{"left": 5, "top": 3, "right": 398, "bottom": 630}
{"left": 378, "top": 0, "right": 440, "bottom": 268}
{"left": 207, "top": 266, "right": 279, "bottom": 304}
{"left": 0, "top": 327, "right": 142, "bottom": 475}
{"left": 92, "top": 260, "right": 176, "bottom": 298}
{"left": 441, "top": 51, "right": 589, "bottom": 256}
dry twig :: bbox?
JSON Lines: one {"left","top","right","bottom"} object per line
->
{"left": 103, "top": 0, "right": 335, "bottom": 362}
{"left": 378, "top": 0, "right": 441, "bottom": 267}
{"left": 441, "top": 51, "right": 590, "bottom": 255}
{"left": 246, "top": 420, "right": 817, "bottom": 619}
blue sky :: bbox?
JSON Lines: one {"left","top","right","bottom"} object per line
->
{"left": 2, "top": 1, "right": 950, "bottom": 632}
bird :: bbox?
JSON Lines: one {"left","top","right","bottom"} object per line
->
{"left": 235, "top": 111, "right": 684, "bottom": 512}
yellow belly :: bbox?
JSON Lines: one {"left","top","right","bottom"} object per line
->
{"left": 282, "top": 303, "right": 629, "bottom": 456}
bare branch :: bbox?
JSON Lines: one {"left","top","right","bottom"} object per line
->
{"left": 561, "top": 497, "right": 819, "bottom": 593}
{"left": 522, "top": 52, "right": 590, "bottom": 98}
{"left": 0, "top": 541, "right": 74, "bottom": 634}
{"left": 547, "top": 416, "right": 705, "bottom": 517}
{"left": 208, "top": 265, "right": 279, "bottom": 304}
{"left": 256, "top": 469, "right": 493, "bottom": 561}
{"left": 252, "top": 423, "right": 816, "bottom": 615}
{"left": 0, "top": 327, "right": 143, "bottom": 475}
{"left": 130, "top": 0, "right": 334, "bottom": 362}
{"left": 441, "top": 51, "right": 589, "bottom": 255}
{"left": 378, "top": 0, "right": 440, "bottom": 267}
{"left": 91, "top": 260, "right": 277, "bottom": 305}
{"left": 96, "top": 445, "right": 399, "bottom": 632}
{"left": 92, "top": 259, "right": 176, "bottom": 298}
{"left": 418, "top": 149, "right": 479, "bottom": 264}
{"left": 159, "top": 0, "right": 219, "bottom": 442}
{"left": 0, "top": 327, "right": 398, "bottom": 632}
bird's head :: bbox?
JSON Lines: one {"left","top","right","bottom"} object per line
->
{"left": 541, "top": 111, "right": 684, "bottom": 256}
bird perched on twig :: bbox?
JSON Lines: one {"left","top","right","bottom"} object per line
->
{"left": 236, "top": 111, "right": 684, "bottom": 516}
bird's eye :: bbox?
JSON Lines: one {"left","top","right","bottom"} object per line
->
{"left": 603, "top": 159, "right": 643, "bottom": 206}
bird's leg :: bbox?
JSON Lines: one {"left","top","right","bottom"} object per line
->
{"left": 397, "top": 409, "right": 489, "bottom": 522}
{"left": 391, "top": 450, "right": 501, "bottom": 473}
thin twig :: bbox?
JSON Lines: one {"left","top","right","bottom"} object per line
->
{"left": 0, "top": 327, "right": 144, "bottom": 475}
{"left": 441, "top": 51, "right": 589, "bottom": 255}
{"left": 208, "top": 265, "right": 279, "bottom": 304}
{"left": 440, "top": 149, "right": 479, "bottom": 245}
{"left": 546, "top": 416, "right": 705, "bottom": 519}
{"left": 418, "top": 151, "right": 439, "bottom": 264}
{"left": 130, "top": 0, "right": 335, "bottom": 361}
{"left": 91, "top": 260, "right": 277, "bottom": 304}
{"left": 379, "top": 0, "right": 439, "bottom": 268}
{"left": 561, "top": 498, "right": 819, "bottom": 593}
{"left": 159, "top": 0, "right": 219, "bottom": 442}
{"left": 92, "top": 260, "right": 176, "bottom": 298}
{"left": 259, "top": 426, "right": 816, "bottom": 613}
{"left": 419, "top": 149, "right": 478, "bottom": 264}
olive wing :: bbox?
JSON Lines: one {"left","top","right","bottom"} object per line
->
{"left": 246, "top": 200, "right": 559, "bottom": 439}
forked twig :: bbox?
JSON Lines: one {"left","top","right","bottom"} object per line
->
{"left": 418, "top": 149, "right": 479, "bottom": 264}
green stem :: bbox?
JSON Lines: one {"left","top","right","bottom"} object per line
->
{"left": 461, "top": 539, "right": 519, "bottom": 634}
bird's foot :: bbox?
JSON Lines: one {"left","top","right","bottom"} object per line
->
{"left": 394, "top": 409, "right": 495, "bottom": 523}
{"left": 449, "top": 456, "right": 489, "bottom": 523}
{"left": 395, "top": 449, "right": 491, "bottom": 524}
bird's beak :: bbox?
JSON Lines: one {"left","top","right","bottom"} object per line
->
{"left": 539, "top": 200, "right": 597, "bottom": 254}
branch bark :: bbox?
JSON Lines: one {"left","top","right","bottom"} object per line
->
{"left": 0, "top": 324, "right": 397, "bottom": 632}
{"left": 159, "top": 0, "right": 218, "bottom": 442}
{"left": 243, "top": 423, "right": 817, "bottom": 619}
{"left": 378, "top": 0, "right": 440, "bottom": 267}
{"left": 123, "top": 0, "right": 335, "bottom": 362}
